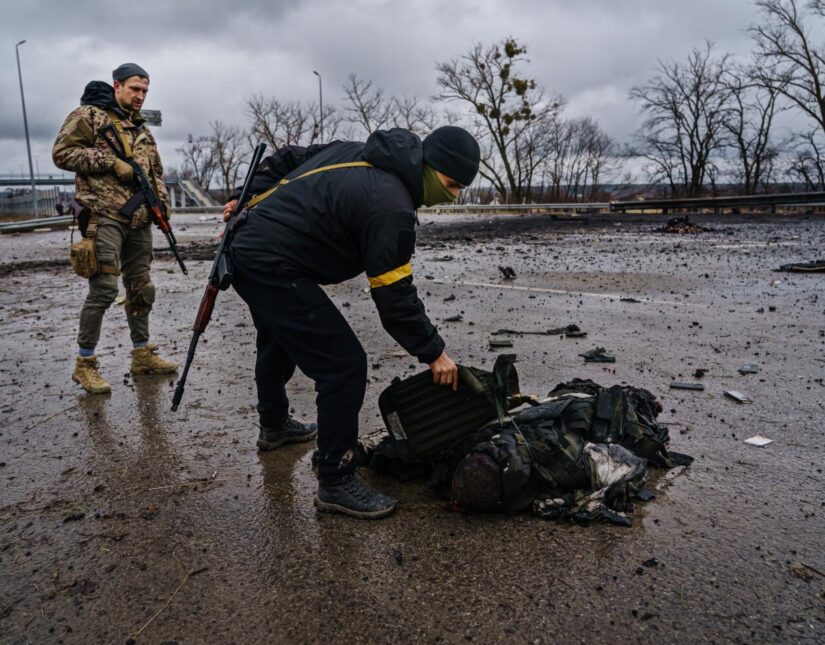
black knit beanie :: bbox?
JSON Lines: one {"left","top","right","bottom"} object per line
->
{"left": 422, "top": 126, "right": 480, "bottom": 186}
{"left": 112, "top": 63, "right": 149, "bottom": 82}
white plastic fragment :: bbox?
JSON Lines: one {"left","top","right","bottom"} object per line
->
{"left": 744, "top": 435, "right": 773, "bottom": 447}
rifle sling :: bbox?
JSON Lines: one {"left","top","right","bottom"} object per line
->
{"left": 245, "top": 161, "right": 373, "bottom": 209}
{"left": 106, "top": 110, "right": 165, "bottom": 216}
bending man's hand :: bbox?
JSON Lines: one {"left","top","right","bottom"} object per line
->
{"left": 222, "top": 199, "right": 239, "bottom": 222}
{"left": 429, "top": 351, "right": 458, "bottom": 391}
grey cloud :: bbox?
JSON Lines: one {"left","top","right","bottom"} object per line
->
{"left": 1, "top": 0, "right": 762, "bottom": 177}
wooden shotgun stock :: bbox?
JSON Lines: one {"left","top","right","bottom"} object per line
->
{"left": 171, "top": 143, "right": 267, "bottom": 411}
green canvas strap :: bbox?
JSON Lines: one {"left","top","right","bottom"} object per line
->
{"left": 106, "top": 111, "right": 133, "bottom": 159}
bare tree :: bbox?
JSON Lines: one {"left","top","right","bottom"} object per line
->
{"left": 629, "top": 43, "right": 732, "bottom": 197}
{"left": 177, "top": 134, "right": 216, "bottom": 188}
{"left": 246, "top": 95, "right": 314, "bottom": 149}
{"left": 787, "top": 128, "right": 825, "bottom": 187}
{"left": 210, "top": 121, "right": 248, "bottom": 202}
{"left": 436, "top": 38, "right": 562, "bottom": 202}
{"left": 390, "top": 95, "right": 438, "bottom": 136}
{"left": 540, "top": 116, "right": 613, "bottom": 202}
{"left": 751, "top": 0, "right": 825, "bottom": 134}
{"left": 342, "top": 75, "right": 395, "bottom": 137}
{"left": 722, "top": 65, "right": 785, "bottom": 193}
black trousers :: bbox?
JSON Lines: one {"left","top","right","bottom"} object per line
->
{"left": 231, "top": 261, "right": 367, "bottom": 480}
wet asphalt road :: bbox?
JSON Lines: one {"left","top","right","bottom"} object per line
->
{"left": 0, "top": 212, "right": 823, "bottom": 643}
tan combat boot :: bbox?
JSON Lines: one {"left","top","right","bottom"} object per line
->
{"left": 131, "top": 344, "right": 178, "bottom": 375}
{"left": 72, "top": 356, "right": 112, "bottom": 394}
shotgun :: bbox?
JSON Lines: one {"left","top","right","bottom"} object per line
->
{"left": 171, "top": 143, "right": 267, "bottom": 411}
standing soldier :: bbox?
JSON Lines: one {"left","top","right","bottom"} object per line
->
{"left": 53, "top": 63, "right": 177, "bottom": 394}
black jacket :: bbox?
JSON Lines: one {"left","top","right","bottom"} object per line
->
{"left": 231, "top": 128, "right": 444, "bottom": 364}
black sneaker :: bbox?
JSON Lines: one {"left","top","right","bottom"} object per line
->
{"left": 314, "top": 474, "right": 398, "bottom": 519}
{"left": 257, "top": 417, "right": 318, "bottom": 451}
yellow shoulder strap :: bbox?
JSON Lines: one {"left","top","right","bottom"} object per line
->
{"left": 106, "top": 111, "right": 133, "bottom": 159}
{"left": 245, "top": 161, "right": 372, "bottom": 209}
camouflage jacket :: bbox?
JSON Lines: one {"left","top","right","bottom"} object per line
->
{"left": 52, "top": 104, "right": 169, "bottom": 227}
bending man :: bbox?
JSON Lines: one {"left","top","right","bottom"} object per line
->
{"left": 225, "top": 126, "right": 480, "bottom": 519}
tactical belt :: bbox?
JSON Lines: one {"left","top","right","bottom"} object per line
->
{"left": 245, "top": 161, "right": 373, "bottom": 209}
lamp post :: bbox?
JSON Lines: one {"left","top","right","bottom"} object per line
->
{"left": 313, "top": 70, "right": 324, "bottom": 144}
{"left": 15, "top": 40, "right": 38, "bottom": 217}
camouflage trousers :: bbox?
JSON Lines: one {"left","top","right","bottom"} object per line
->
{"left": 77, "top": 218, "right": 154, "bottom": 350}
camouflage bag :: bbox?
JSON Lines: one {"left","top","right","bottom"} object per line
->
{"left": 69, "top": 237, "right": 100, "bottom": 278}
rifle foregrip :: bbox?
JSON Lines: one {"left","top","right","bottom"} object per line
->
{"left": 193, "top": 284, "right": 219, "bottom": 332}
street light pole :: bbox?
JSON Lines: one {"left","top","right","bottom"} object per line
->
{"left": 15, "top": 40, "right": 38, "bottom": 217}
{"left": 313, "top": 70, "right": 324, "bottom": 144}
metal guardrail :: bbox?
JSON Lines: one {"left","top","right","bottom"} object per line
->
{"left": 4, "top": 190, "right": 825, "bottom": 234}
{"left": 0, "top": 215, "right": 74, "bottom": 234}
{"left": 610, "top": 190, "right": 825, "bottom": 213}
{"left": 425, "top": 202, "right": 608, "bottom": 214}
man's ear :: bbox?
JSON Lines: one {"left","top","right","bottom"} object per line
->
{"left": 113, "top": 80, "right": 121, "bottom": 91}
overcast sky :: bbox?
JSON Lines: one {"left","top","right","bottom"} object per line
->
{"left": 1, "top": 0, "right": 764, "bottom": 179}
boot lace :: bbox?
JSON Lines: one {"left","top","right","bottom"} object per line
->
{"left": 342, "top": 476, "right": 373, "bottom": 503}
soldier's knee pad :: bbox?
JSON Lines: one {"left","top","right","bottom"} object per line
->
{"left": 125, "top": 277, "right": 155, "bottom": 317}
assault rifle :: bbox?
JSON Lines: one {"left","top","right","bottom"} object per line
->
{"left": 171, "top": 142, "right": 267, "bottom": 411}
{"left": 101, "top": 118, "right": 187, "bottom": 274}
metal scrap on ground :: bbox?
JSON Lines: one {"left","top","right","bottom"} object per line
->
{"left": 724, "top": 390, "right": 753, "bottom": 403}
{"left": 491, "top": 323, "right": 585, "bottom": 337}
{"left": 669, "top": 382, "right": 705, "bottom": 391}
{"left": 775, "top": 259, "right": 825, "bottom": 273}
{"left": 579, "top": 347, "right": 616, "bottom": 363}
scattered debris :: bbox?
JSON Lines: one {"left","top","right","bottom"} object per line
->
{"left": 489, "top": 338, "right": 514, "bottom": 349}
{"left": 775, "top": 259, "right": 825, "bottom": 273}
{"left": 430, "top": 255, "right": 454, "bottom": 262}
{"left": 498, "top": 265, "right": 517, "bottom": 280}
{"left": 669, "top": 382, "right": 705, "bottom": 391}
{"left": 790, "top": 563, "right": 816, "bottom": 581}
{"left": 131, "top": 566, "right": 209, "bottom": 640}
{"left": 444, "top": 314, "right": 463, "bottom": 323}
{"left": 63, "top": 512, "right": 85, "bottom": 523}
{"left": 738, "top": 364, "right": 759, "bottom": 375}
{"left": 660, "top": 216, "right": 708, "bottom": 234}
{"left": 724, "top": 390, "right": 752, "bottom": 404}
{"left": 491, "top": 324, "right": 585, "bottom": 337}
{"left": 790, "top": 562, "right": 825, "bottom": 580}
{"left": 620, "top": 297, "right": 642, "bottom": 303}
{"left": 364, "top": 369, "right": 693, "bottom": 527}
{"left": 443, "top": 294, "right": 456, "bottom": 302}
{"left": 579, "top": 347, "right": 616, "bottom": 363}
{"left": 636, "top": 488, "right": 656, "bottom": 501}
{"left": 744, "top": 435, "right": 773, "bottom": 447}
{"left": 693, "top": 368, "right": 708, "bottom": 379}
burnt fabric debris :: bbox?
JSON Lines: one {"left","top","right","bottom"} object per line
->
{"left": 360, "top": 367, "right": 692, "bottom": 527}
{"left": 491, "top": 324, "right": 585, "bottom": 337}
{"left": 579, "top": 347, "right": 616, "bottom": 363}
{"left": 775, "top": 259, "right": 825, "bottom": 273}
{"left": 660, "top": 216, "right": 709, "bottom": 234}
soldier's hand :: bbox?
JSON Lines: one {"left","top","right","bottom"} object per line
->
{"left": 429, "top": 351, "right": 459, "bottom": 391}
{"left": 223, "top": 199, "right": 239, "bottom": 222}
{"left": 112, "top": 158, "right": 133, "bottom": 183}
